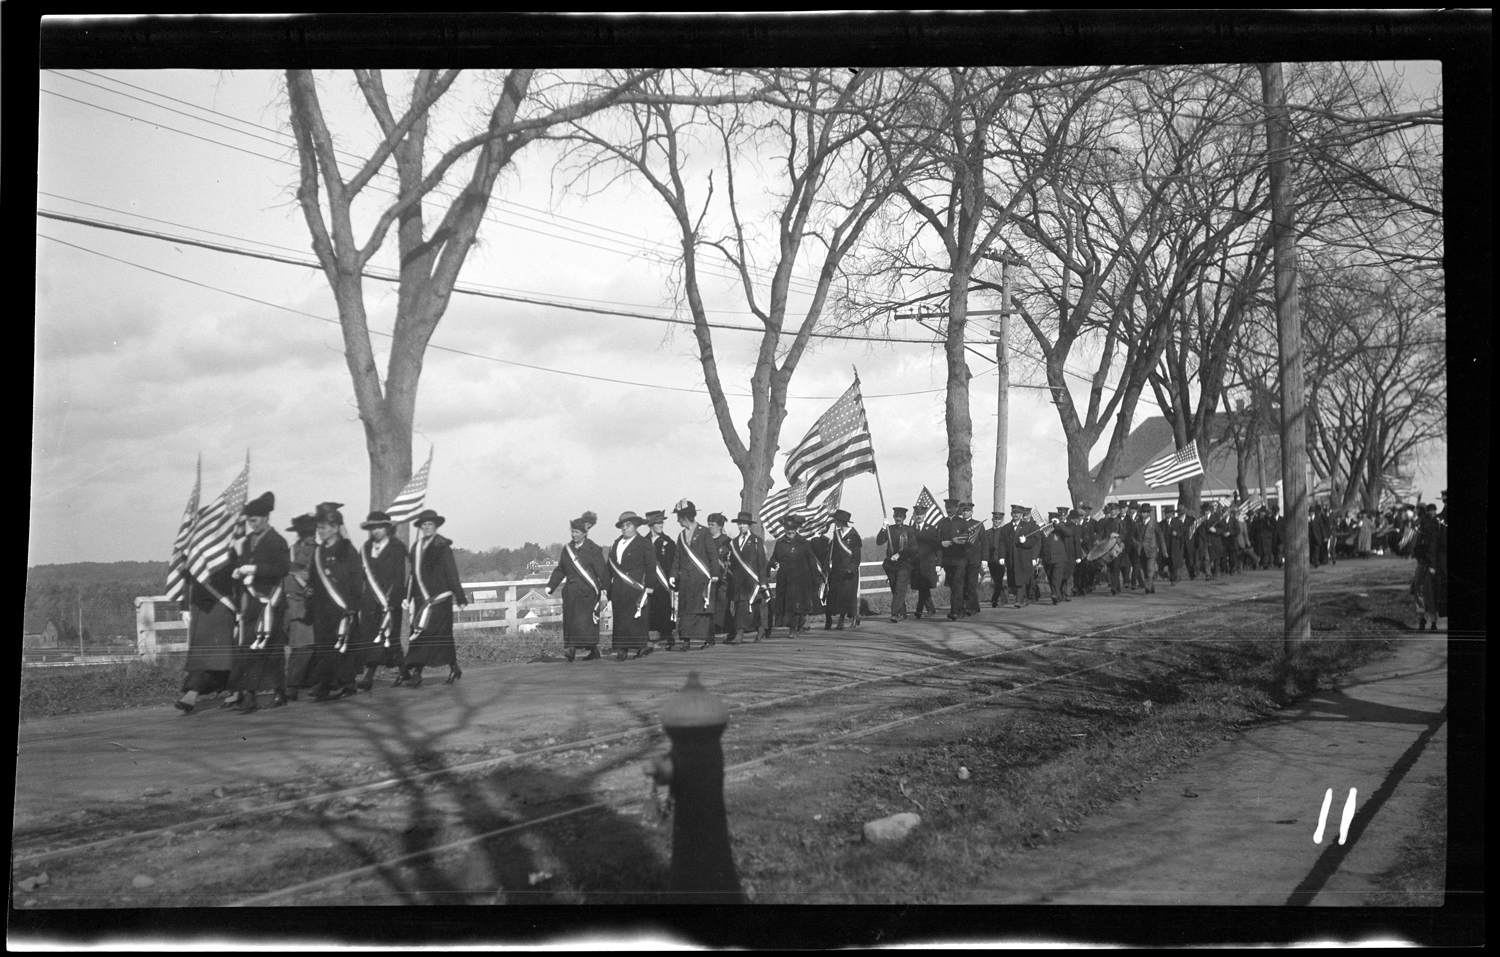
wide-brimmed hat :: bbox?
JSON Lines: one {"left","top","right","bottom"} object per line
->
{"left": 833, "top": 509, "right": 851, "bottom": 524}
{"left": 411, "top": 508, "right": 446, "bottom": 528}
{"left": 360, "top": 510, "right": 394, "bottom": 530}
{"left": 570, "top": 511, "right": 598, "bottom": 533}
{"left": 242, "top": 491, "right": 275, "bottom": 517}
{"left": 616, "top": 510, "right": 643, "bottom": 529}
{"left": 644, "top": 510, "right": 667, "bottom": 525}
{"left": 673, "top": 498, "right": 697, "bottom": 519}
{"left": 733, "top": 511, "right": 755, "bottom": 525}
{"left": 286, "top": 512, "right": 318, "bottom": 535}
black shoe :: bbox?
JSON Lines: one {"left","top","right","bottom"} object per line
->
{"left": 615, "top": 649, "right": 628, "bottom": 661}
{"left": 677, "top": 642, "right": 691, "bottom": 651}
{"left": 270, "top": 691, "right": 289, "bottom": 708}
{"left": 889, "top": 616, "right": 900, "bottom": 623}
{"left": 409, "top": 672, "right": 423, "bottom": 688}
{"left": 583, "top": 648, "right": 600, "bottom": 661}
{"left": 356, "top": 677, "right": 373, "bottom": 692}
{"left": 633, "top": 649, "right": 646, "bottom": 659}
{"left": 335, "top": 685, "right": 358, "bottom": 699}
{"left": 565, "top": 648, "right": 576, "bottom": 662}
{"left": 237, "top": 693, "right": 259, "bottom": 714}
{"left": 947, "top": 613, "right": 958, "bottom": 621}
{"left": 445, "top": 666, "right": 462, "bottom": 684}
{"left": 390, "top": 676, "right": 406, "bottom": 688}
{"left": 174, "top": 699, "right": 194, "bottom": 714}
{"left": 309, "top": 686, "right": 332, "bottom": 702}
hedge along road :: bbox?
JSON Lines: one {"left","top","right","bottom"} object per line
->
{"left": 12, "top": 559, "right": 1420, "bottom": 905}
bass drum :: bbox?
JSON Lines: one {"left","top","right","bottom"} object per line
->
{"left": 1085, "top": 532, "right": 1124, "bottom": 565}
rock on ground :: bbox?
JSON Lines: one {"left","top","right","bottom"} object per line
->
{"left": 864, "top": 812, "right": 921, "bottom": 843}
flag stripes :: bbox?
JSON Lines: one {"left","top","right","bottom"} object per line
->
{"left": 386, "top": 448, "right": 433, "bottom": 524}
{"left": 1142, "top": 443, "right": 1205, "bottom": 488}
{"left": 165, "top": 461, "right": 202, "bottom": 602}
{"left": 804, "top": 484, "right": 843, "bottom": 537}
{"left": 185, "top": 458, "right": 250, "bottom": 580}
{"left": 784, "top": 380, "right": 877, "bottom": 502}
{"left": 912, "top": 486, "right": 945, "bottom": 530}
{"left": 760, "top": 480, "right": 809, "bottom": 540}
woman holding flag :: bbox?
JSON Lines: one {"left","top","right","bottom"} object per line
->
{"left": 547, "top": 512, "right": 609, "bottom": 662}
{"left": 605, "top": 511, "right": 655, "bottom": 660}
{"left": 302, "top": 504, "right": 365, "bottom": 700}
{"left": 402, "top": 509, "right": 467, "bottom": 687}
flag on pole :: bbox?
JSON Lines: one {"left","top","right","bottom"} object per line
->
{"left": 385, "top": 447, "right": 433, "bottom": 525}
{"left": 1029, "top": 505, "right": 1048, "bottom": 528}
{"left": 1236, "top": 495, "right": 1265, "bottom": 518}
{"left": 165, "top": 458, "right": 202, "bottom": 602}
{"left": 784, "top": 380, "right": 876, "bottom": 502}
{"left": 760, "top": 480, "right": 809, "bottom": 540}
{"left": 1142, "top": 442, "right": 1205, "bottom": 488}
{"left": 912, "top": 486, "right": 945, "bottom": 530}
{"left": 805, "top": 484, "right": 843, "bottom": 537}
{"left": 186, "top": 455, "right": 251, "bottom": 580}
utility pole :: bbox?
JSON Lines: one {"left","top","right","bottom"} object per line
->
{"left": 981, "top": 251, "right": 1028, "bottom": 516}
{"left": 1260, "top": 62, "right": 1311, "bottom": 664}
{"left": 78, "top": 586, "right": 86, "bottom": 658}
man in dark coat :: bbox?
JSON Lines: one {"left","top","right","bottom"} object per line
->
{"left": 937, "top": 498, "right": 971, "bottom": 620}
{"left": 1041, "top": 514, "right": 1072, "bottom": 604}
{"left": 1008, "top": 504, "right": 1041, "bottom": 607}
{"left": 302, "top": 505, "right": 365, "bottom": 700}
{"left": 1072, "top": 504, "right": 1097, "bottom": 596}
{"left": 605, "top": 511, "right": 655, "bottom": 659}
{"left": 227, "top": 491, "right": 291, "bottom": 713}
{"left": 1252, "top": 507, "right": 1275, "bottom": 569}
{"left": 403, "top": 508, "right": 468, "bottom": 687}
{"left": 643, "top": 510, "right": 677, "bottom": 649}
{"left": 769, "top": 514, "right": 820, "bottom": 636}
{"left": 960, "top": 503, "right": 984, "bottom": 615}
{"left": 912, "top": 508, "right": 941, "bottom": 618}
{"left": 1194, "top": 507, "right": 1220, "bottom": 580}
{"left": 1134, "top": 502, "right": 1163, "bottom": 594}
{"left": 1061, "top": 509, "right": 1083, "bottom": 599}
{"left": 727, "top": 511, "right": 770, "bottom": 642}
{"left": 281, "top": 513, "right": 318, "bottom": 698}
{"left": 357, "top": 510, "right": 408, "bottom": 689}
{"left": 985, "top": 510, "right": 1011, "bottom": 607}
{"left": 825, "top": 509, "right": 863, "bottom": 630}
{"left": 548, "top": 511, "right": 609, "bottom": 661}
{"left": 672, "top": 499, "right": 722, "bottom": 650}
{"left": 1095, "top": 502, "right": 1129, "bottom": 596}
{"left": 876, "top": 507, "right": 915, "bottom": 622}
{"left": 707, "top": 513, "right": 736, "bottom": 642}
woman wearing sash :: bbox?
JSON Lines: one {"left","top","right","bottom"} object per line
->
{"left": 547, "top": 511, "right": 609, "bottom": 662}
{"left": 707, "top": 513, "right": 735, "bottom": 643}
{"left": 226, "top": 492, "right": 292, "bottom": 714}
{"left": 824, "top": 509, "right": 862, "bottom": 630}
{"left": 672, "top": 499, "right": 723, "bottom": 651}
{"left": 403, "top": 508, "right": 468, "bottom": 687}
{"left": 357, "top": 510, "right": 408, "bottom": 689}
{"left": 770, "top": 514, "right": 819, "bottom": 637}
{"left": 302, "top": 505, "right": 365, "bottom": 700}
{"left": 605, "top": 511, "right": 655, "bottom": 660}
{"left": 281, "top": 513, "right": 319, "bottom": 699}
{"left": 173, "top": 561, "right": 239, "bottom": 714}
{"left": 727, "top": 511, "right": 770, "bottom": 642}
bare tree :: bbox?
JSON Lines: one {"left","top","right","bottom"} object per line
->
{"left": 558, "top": 68, "right": 906, "bottom": 518}
{"left": 284, "top": 69, "right": 756, "bottom": 512}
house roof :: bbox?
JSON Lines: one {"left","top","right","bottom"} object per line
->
{"left": 1095, "top": 415, "right": 1284, "bottom": 499}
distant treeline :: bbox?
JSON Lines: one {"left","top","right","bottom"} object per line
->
{"left": 26, "top": 562, "right": 171, "bottom": 641}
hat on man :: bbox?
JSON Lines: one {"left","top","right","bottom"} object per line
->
{"left": 616, "top": 510, "right": 643, "bottom": 529}
{"left": 734, "top": 511, "right": 755, "bottom": 525}
{"left": 707, "top": 512, "right": 728, "bottom": 526}
{"left": 833, "top": 509, "right": 851, "bottom": 524}
{"left": 1068, "top": 509, "right": 1082, "bottom": 520}
{"left": 570, "top": 511, "right": 598, "bottom": 533}
{"left": 1010, "top": 503, "right": 1026, "bottom": 513}
{"left": 783, "top": 514, "right": 806, "bottom": 530}
{"left": 1137, "top": 502, "right": 1153, "bottom": 513}
{"left": 645, "top": 510, "right": 667, "bottom": 525}
{"left": 1162, "top": 504, "right": 1176, "bottom": 514}
{"left": 991, "top": 509, "right": 1005, "bottom": 519}
{"left": 242, "top": 491, "right": 275, "bottom": 517}
{"left": 286, "top": 512, "right": 318, "bottom": 535}
{"left": 673, "top": 498, "right": 697, "bottom": 520}
{"left": 959, "top": 501, "right": 975, "bottom": 510}
{"left": 943, "top": 497, "right": 961, "bottom": 508}
{"left": 411, "top": 508, "right": 445, "bottom": 528}
{"left": 359, "top": 510, "right": 394, "bottom": 530}
{"left": 892, "top": 507, "right": 908, "bottom": 519}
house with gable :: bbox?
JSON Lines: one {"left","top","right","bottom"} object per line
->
{"left": 1092, "top": 415, "right": 1285, "bottom": 516}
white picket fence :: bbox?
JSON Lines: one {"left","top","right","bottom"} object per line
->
{"left": 134, "top": 562, "right": 895, "bottom": 661}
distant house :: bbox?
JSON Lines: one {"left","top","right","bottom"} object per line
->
{"left": 517, "top": 608, "right": 542, "bottom": 635}
{"left": 526, "top": 559, "right": 558, "bottom": 577}
{"left": 23, "top": 618, "right": 61, "bottom": 650}
{"left": 1092, "top": 416, "right": 1284, "bottom": 515}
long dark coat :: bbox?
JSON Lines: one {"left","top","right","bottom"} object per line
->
{"left": 549, "top": 538, "right": 609, "bottom": 649}
{"left": 284, "top": 537, "right": 317, "bottom": 650}
{"left": 405, "top": 532, "right": 467, "bottom": 668}
{"left": 1008, "top": 519, "right": 1042, "bottom": 586}
{"left": 358, "top": 535, "right": 408, "bottom": 666}
{"left": 770, "top": 534, "right": 820, "bottom": 623}
{"left": 605, "top": 533, "right": 654, "bottom": 648}
{"left": 914, "top": 525, "right": 942, "bottom": 589}
{"left": 825, "top": 524, "right": 863, "bottom": 616}
{"left": 674, "top": 524, "right": 722, "bottom": 639}
{"left": 183, "top": 564, "right": 238, "bottom": 676}
{"left": 228, "top": 526, "right": 291, "bottom": 693}
{"left": 303, "top": 536, "right": 365, "bottom": 688}
{"left": 711, "top": 534, "right": 735, "bottom": 631}
{"left": 807, "top": 536, "right": 832, "bottom": 613}
{"left": 647, "top": 532, "right": 677, "bottom": 634}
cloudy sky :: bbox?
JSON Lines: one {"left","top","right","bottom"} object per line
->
{"left": 31, "top": 65, "right": 1446, "bottom": 567}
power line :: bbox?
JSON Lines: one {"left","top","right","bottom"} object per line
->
{"left": 37, "top": 231, "right": 976, "bottom": 401}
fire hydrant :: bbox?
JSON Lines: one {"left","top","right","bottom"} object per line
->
{"left": 652, "top": 671, "right": 745, "bottom": 903}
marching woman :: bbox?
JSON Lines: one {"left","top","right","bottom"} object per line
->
{"left": 403, "top": 508, "right": 468, "bottom": 687}
{"left": 769, "top": 514, "right": 820, "bottom": 637}
{"left": 727, "top": 511, "right": 770, "bottom": 642}
{"left": 547, "top": 511, "right": 609, "bottom": 662}
{"left": 282, "top": 513, "right": 319, "bottom": 699}
{"left": 302, "top": 504, "right": 365, "bottom": 700}
{"left": 825, "top": 509, "right": 862, "bottom": 630}
{"left": 605, "top": 511, "right": 655, "bottom": 660}
{"left": 707, "top": 513, "right": 735, "bottom": 644}
{"left": 672, "top": 499, "right": 722, "bottom": 651}
{"left": 357, "top": 511, "right": 408, "bottom": 690}
{"left": 226, "top": 492, "right": 291, "bottom": 714}
{"left": 174, "top": 560, "right": 239, "bottom": 714}
{"left": 644, "top": 511, "right": 678, "bottom": 651}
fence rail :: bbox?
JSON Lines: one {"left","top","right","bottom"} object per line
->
{"left": 134, "top": 562, "right": 895, "bottom": 661}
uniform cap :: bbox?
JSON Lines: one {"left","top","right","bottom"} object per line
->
{"left": 891, "top": 507, "right": 908, "bottom": 518}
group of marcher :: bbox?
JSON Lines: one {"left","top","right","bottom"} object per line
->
{"left": 1311, "top": 502, "right": 1431, "bottom": 564}
{"left": 175, "top": 496, "right": 466, "bottom": 715}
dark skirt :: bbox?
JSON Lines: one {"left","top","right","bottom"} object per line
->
{"left": 181, "top": 669, "right": 229, "bottom": 695}
{"left": 561, "top": 581, "right": 602, "bottom": 649}
{"left": 677, "top": 611, "right": 713, "bottom": 640}
{"left": 183, "top": 603, "right": 237, "bottom": 673}
{"left": 610, "top": 588, "right": 651, "bottom": 649}
{"left": 228, "top": 645, "right": 286, "bottom": 692}
{"left": 405, "top": 598, "right": 458, "bottom": 668}
{"left": 647, "top": 586, "right": 675, "bottom": 635}
{"left": 359, "top": 605, "right": 405, "bottom": 669}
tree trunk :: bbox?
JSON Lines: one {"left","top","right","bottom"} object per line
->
{"left": 944, "top": 262, "right": 975, "bottom": 501}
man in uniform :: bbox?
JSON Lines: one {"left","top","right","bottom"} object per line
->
{"left": 671, "top": 499, "right": 721, "bottom": 650}
{"left": 912, "top": 506, "right": 942, "bottom": 618}
{"left": 226, "top": 491, "right": 291, "bottom": 713}
{"left": 1194, "top": 506, "right": 1220, "bottom": 579}
{"left": 960, "top": 503, "right": 984, "bottom": 615}
{"left": 1060, "top": 508, "right": 1082, "bottom": 599}
{"left": 876, "top": 507, "right": 915, "bottom": 622}
{"left": 1097, "top": 501, "right": 1128, "bottom": 596}
{"left": 936, "top": 498, "right": 971, "bottom": 620}
{"left": 825, "top": 508, "right": 862, "bottom": 630}
{"left": 706, "top": 512, "right": 735, "bottom": 644}
{"left": 644, "top": 510, "right": 677, "bottom": 650}
{"left": 1008, "top": 504, "right": 1041, "bottom": 608}
{"left": 1134, "top": 502, "right": 1163, "bottom": 594}
{"left": 727, "top": 511, "right": 771, "bottom": 642}
{"left": 985, "top": 510, "right": 1010, "bottom": 607}
{"left": 1072, "top": 503, "right": 1097, "bottom": 597}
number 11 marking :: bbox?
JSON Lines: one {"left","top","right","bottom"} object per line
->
{"left": 1313, "top": 787, "right": 1358, "bottom": 845}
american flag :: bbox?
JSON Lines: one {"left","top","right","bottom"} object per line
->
{"left": 760, "top": 480, "right": 809, "bottom": 539}
{"left": 805, "top": 484, "right": 843, "bottom": 537}
{"left": 186, "top": 456, "right": 250, "bottom": 580}
{"left": 385, "top": 447, "right": 433, "bottom": 524}
{"left": 1142, "top": 442, "right": 1205, "bottom": 488}
{"left": 165, "top": 458, "right": 202, "bottom": 602}
{"left": 912, "top": 486, "right": 945, "bottom": 530}
{"left": 1235, "top": 495, "right": 1265, "bottom": 519}
{"left": 784, "top": 380, "right": 877, "bottom": 501}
